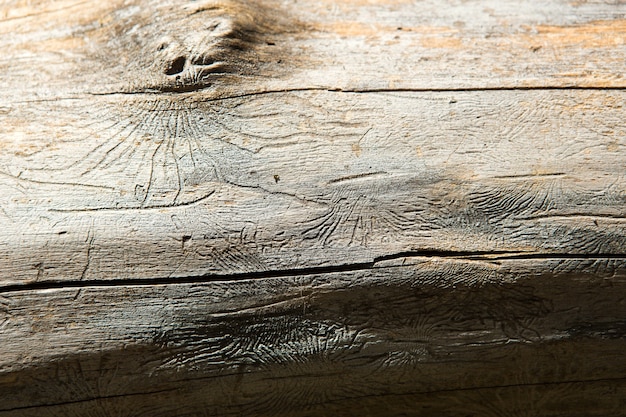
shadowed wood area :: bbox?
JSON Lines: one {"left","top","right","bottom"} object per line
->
{"left": 0, "top": 0, "right": 625, "bottom": 415}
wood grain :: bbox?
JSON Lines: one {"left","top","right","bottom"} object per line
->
{"left": 0, "top": 0, "right": 625, "bottom": 415}
{"left": 1, "top": 89, "right": 624, "bottom": 286}
{"left": 1, "top": 258, "right": 626, "bottom": 416}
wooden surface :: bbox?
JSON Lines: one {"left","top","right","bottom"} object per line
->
{"left": 0, "top": 0, "right": 625, "bottom": 415}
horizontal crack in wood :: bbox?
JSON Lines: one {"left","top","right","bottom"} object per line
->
{"left": 0, "top": 386, "right": 180, "bottom": 413}
{"left": 1, "top": 251, "right": 624, "bottom": 294}
{"left": 84, "top": 84, "right": 626, "bottom": 101}
{"left": 312, "top": 376, "right": 626, "bottom": 409}
{"left": 3, "top": 374, "right": 626, "bottom": 412}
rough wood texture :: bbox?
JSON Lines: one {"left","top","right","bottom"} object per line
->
{"left": 1, "top": 0, "right": 625, "bottom": 415}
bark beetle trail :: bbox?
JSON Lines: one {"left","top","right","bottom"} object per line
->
{"left": 1, "top": 260, "right": 626, "bottom": 415}
{"left": 55, "top": 0, "right": 305, "bottom": 209}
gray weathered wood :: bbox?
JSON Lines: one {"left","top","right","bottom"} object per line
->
{"left": 0, "top": 0, "right": 625, "bottom": 415}
{"left": 2, "top": 258, "right": 626, "bottom": 416}
{"left": 2, "top": 89, "right": 624, "bottom": 285}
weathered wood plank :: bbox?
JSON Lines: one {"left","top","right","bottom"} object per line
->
{"left": 1, "top": 0, "right": 624, "bottom": 286}
{"left": 0, "top": 0, "right": 625, "bottom": 415}
{"left": 1, "top": 0, "right": 625, "bottom": 98}
{"left": 1, "top": 89, "right": 624, "bottom": 285}
{"left": 1, "top": 258, "right": 625, "bottom": 415}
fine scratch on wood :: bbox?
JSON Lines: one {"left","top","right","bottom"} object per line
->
{"left": 327, "top": 171, "right": 387, "bottom": 185}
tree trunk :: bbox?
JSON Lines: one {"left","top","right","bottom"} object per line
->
{"left": 1, "top": 0, "right": 625, "bottom": 415}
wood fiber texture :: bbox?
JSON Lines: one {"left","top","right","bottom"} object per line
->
{"left": 0, "top": 0, "right": 625, "bottom": 415}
